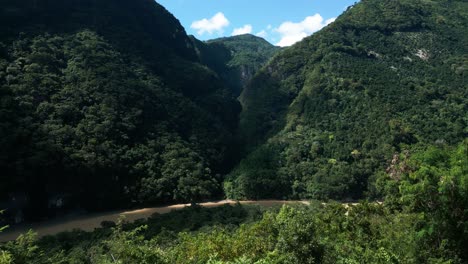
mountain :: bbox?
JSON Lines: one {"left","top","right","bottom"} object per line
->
{"left": 1, "top": 1, "right": 467, "bottom": 263}
{"left": 0, "top": 0, "right": 197, "bottom": 62}
{"left": 225, "top": 0, "right": 468, "bottom": 200}
{"left": 192, "top": 34, "right": 281, "bottom": 96}
{"left": 0, "top": 0, "right": 241, "bottom": 220}
{"left": 1, "top": 0, "right": 466, "bottom": 222}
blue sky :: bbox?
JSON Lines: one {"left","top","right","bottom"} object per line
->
{"left": 156, "top": 0, "right": 358, "bottom": 46}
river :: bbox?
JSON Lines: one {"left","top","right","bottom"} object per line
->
{"left": 0, "top": 200, "right": 310, "bottom": 242}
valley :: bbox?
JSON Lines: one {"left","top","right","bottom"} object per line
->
{"left": 0, "top": 0, "right": 466, "bottom": 263}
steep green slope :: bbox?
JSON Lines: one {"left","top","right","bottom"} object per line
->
{"left": 226, "top": 0, "right": 468, "bottom": 200}
{"left": 0, "top": 0, "right": 197, "bottom": 63}
{"left": 0, "top": 0, "right": 240, "bottom": 219}
{"left": 193, "top": 34, "right": 280, "bottom": 96}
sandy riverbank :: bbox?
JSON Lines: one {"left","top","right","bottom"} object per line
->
{"left": 0, "top": 200, "right": 309, "bottom": 242}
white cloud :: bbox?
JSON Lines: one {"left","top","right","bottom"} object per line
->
{"left": 191, "top": 12, "right": 230, "bottom": 36}
{"left": 256, "top": 30, "right": 268, "bottom": 38}
{"left": 232, "top": 24, "right": 253, "bottom": 36}
{"left": 275, "top": 14, "right": 336, "bottom": 47}
{"left": 326, "top": 18, "right": 337, "bottom": 25}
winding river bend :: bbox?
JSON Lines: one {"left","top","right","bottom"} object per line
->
{"left": 0, "top": 200, "right": 310, "bottom": 242}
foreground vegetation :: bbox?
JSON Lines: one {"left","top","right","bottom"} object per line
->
{"left": 1, "top": 142, "right": 466, "bottom": 263}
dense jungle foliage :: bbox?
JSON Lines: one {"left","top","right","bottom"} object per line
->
{"left": 0, "top": 0, "right": 467, "bottom": 262}
{"left": 0, "top": 141, "right": 467, "bottom": 263}
{"left": 193, "top": 34, "right": 281, "bottom": 96}
{"left": 0, "top": 0, "right": 245, "bottom": 220}
{"left": 227, "top": 0, "right": 468, "bottom": 201}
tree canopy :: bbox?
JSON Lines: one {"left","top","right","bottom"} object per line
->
{"left": 0, "top": 0, "right": 242, "bottom": 219}
{"left": 227, "top": 0, "right": 468, "bottom": 201}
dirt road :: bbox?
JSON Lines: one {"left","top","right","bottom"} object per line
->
{"left": 0, "top": 200, "right": 309, "bottom": 242}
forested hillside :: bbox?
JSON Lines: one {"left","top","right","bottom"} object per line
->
{"left": 227, "top": 0, "right": 468, "bottom": 200}
{"left": 0, "top": 0, "right": 242, "bottom": 220}
{"left": 1, "top": 0, "right": 467, "bottom": 263}
{"left": 192, "top": 34, "right": 280, "bottom": 96}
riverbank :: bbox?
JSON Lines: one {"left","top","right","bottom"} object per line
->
{"left": 0, "top": 200, "right": 310, "bottom": 242}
